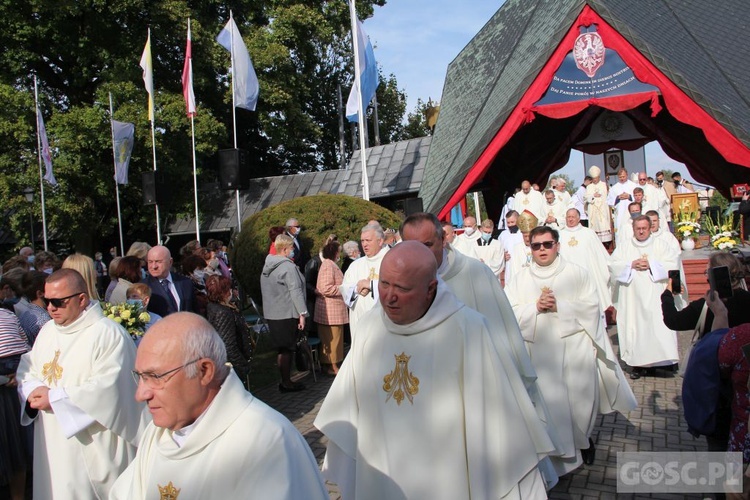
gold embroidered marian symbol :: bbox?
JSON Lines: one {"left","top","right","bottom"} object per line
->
{"left": 541, "top": 286, "right": 552, "bottom": 294}
{"left": 383, "top": 352, "right": 419, "bottom": 405}
{"left": 522, "top": 198, "right": 529, "bottom": 205}
{"left": 158, "top": 481, "right": 180, "bottom": 500}
{"left": 367, "top": 267, "right": 379, "bottom": 280}
{"left": 568, "top": 237, "right": 578, "bottom": 247}
{"left": 42, "top": 350, "right": 63, "bottom": 386}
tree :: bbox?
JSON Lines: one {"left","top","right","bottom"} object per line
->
{"left": 402, "top": 98, "right": 437, "bottom": 140}
{"left": 546, "top": 173, "right": 577, "bottom": 195}
{"left": 370, "top": 72, "right": 406, "bottom": 145}
{"left": 0, "top": 0, "right": 389, "bottom": 254}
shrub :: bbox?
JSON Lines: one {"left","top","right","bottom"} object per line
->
{"left": 231, "top": 194, "right": 402, "bottom": 304}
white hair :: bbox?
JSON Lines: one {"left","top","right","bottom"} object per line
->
{"left": 342, "top": 240, "right": 360, "bottom": 257}
{"left": 182, "top": 317, "right": 231, "bottom": 381}
{"left": 361, "top": 223, "right": 385, "bottom": 241}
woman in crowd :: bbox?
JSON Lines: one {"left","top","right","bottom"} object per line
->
{"left": 260, "top": 234, "right": 308, "bottom": 393}
{"left": 62, "top": 253, "right": 100, "bottom": 301}
{"left": 341, "top": 240, "right": 360, "bottom": 274}
{"left": 304, "top": 234, "right": 337, "bottom": 332}
{"left": 0, "top": 308, "right": 31, "bottom": 500}
{"left": 182, "top": 254, "right": 209, "bottom": 316}
{"left": 315, "top": 241, "right": 347, "bottom": 376}
{"left": 108, "top": 256, "right": 142, "bottom": 305}
{"left": 205, "top": 275, "right": 252, "bottom": 387}
{"left": 267, "top": 226, "right": 286, "bottom": 255}
{"left": 104, "top": 257, "right": 122, "bottom": 303}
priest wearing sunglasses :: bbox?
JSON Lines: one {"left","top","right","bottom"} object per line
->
{"left": 16, "top": 269, "right": 148, "bottom": 499}
{"left": 505, "top": 226, "right": 636, "bottom": 479}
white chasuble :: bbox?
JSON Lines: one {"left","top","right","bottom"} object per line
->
{"left": 452, "top": 230, "right": 481, "bottom": 258}
{"left": 515, "top": 190, "right": 546, "bottom": 222}
{"left": 607, "top": 180, "right": 638, "bottom": 237}
{"left": 559, "top": 224, "right": 612, "bottom": 310}
{"left": 339, "top": 246, "right": 389, "bottom": 340}
{"left": 17, "top": 302, "right": 147, "bottom": 500}
{"left": 609, "top": 235, "right": 680, "bottom": 367}
{"left": 473, "top": 238, "right": 505, "bottom": 276}
{"left": 585, "top": 181, "right": 612, "bottom": 242}
{"left": 110, "top": 373, "right": 328, "bottom": 500}
{"left": 505, "top": 257, "right": 636, "bottom": 476}
{"left": 315, "top": 286, "right": 554, "bottom": 500}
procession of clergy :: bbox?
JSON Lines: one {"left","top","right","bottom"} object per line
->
{"left": 17, "top": 165, "right": 699, "bottom": 499}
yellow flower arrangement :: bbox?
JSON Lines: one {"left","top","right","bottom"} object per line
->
{"left": 704, "top": 211, "right": 742, "bottom": 250}
{"left": 101, "top": 302, "right": 151, "bottom": 340}
{"left": 673, "top": 210, "right": 701, "bottom": 240}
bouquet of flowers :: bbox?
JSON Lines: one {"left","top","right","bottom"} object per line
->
{"left": 704, "top": 211, "right": 741, "bottom": 250}
{"left": 674, "top": 210, "right": 701, "bottom": 240}
{"left": 101, "top": 302, "right": 151, "bottom": 340}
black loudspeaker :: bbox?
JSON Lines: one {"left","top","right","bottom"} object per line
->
{"left": 218, "top": 148, "right": 249, "bottom": 190}
{"left": 142, "top": 171, "right": 157, "bottom": 205}
{"left": 403, "top": 197, "right": 424, "bottom": 216}
{"left": 142, "top": 171, "right": 171, "bottom": 206}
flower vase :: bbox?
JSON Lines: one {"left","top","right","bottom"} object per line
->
{"left": 681, "top": 238, "right": 695, "bottom": 251}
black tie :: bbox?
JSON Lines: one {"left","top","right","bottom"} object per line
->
{"left": 160, "top": 279, "right": 178, "bottom": 312}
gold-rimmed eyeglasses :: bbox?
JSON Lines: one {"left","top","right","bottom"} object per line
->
{"left": 132, "top": 358, "right": 201, "bottom": 389}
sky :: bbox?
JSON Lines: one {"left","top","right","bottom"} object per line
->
{"left": 364, "top": 0, "right": 700, "bottom": 188}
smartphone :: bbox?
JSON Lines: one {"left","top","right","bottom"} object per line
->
{"left": 708, "top": 265, "right": 734, "bottom": 299}
{"left": 668, "top": 270, "right": 681, "bottom": 295}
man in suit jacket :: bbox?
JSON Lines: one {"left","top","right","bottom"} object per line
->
{"left": 144, "top": 245, "right": 195, "bottom": 317}
{"left": 285, "top": 217, "right": 310, "bottom": 271}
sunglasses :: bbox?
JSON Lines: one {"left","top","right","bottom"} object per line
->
{"left": 43, "top": 292, "right": 84, "bottom": 308}
{"left": 530, "top": 241, "right": 556, "bottom": 251}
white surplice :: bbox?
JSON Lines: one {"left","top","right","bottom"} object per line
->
{"left": 315, "top": 285, "right": 555, "bottom": 500}
{"left": 585, "top": 181, "right": 612, "bottom": 242}
{"left": 509, "top": 240, "right": 533, "bottom": 282}
{"left": 609, "top": 235, "right": 680, "bottom": 367}
{"left": 505, "top": 257, "right": 637, "bottom": 476}
{"left": 452, "top": 230, "right": 481, "bottom": 258}
{"left": 542, "top": 200, "right": 567, "bottom": 229}
{"left": 607, "top": 180, "right": 638, "bottom": 239}
{"left": 339, "top": 246, "right": 389, "bottom": 339}
{"left": 473, "top": 237, "right": 505, "bottom": 276}
{"left": 499, "top": 230, "right": 523, "bottom": 283}
{"left": 555, "top": 189, "right": 572, "bottom": 208}
{"left": 110, "top": 373, "right": 328, "bottom": 500}
{"left": 559, "top": 224, "right": 612, "bottom": 310}
{"left": 17, "top": 302, "right": 147, "bottom": 499}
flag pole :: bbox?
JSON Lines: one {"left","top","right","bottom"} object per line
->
{"left": 33, "top": 76, "right": 50, "bottom": 251}
{"left": 186, "top": 18, "right": 200, "bottom": 241}
{"left": 229, "top": 11, "right": 242, "bottom": 233}
{"left": 348, "top": 1, "right": 370, "bottom": 201}
{"left": 143, "top": 27, "right": 162, "bottom": 244}
{"left": 109, "top": 93, "right": 126, "bottom": 257}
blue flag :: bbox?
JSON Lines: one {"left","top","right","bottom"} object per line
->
{"left": 112, "top": 120, "right": 135, "bottom": 185}
{"left": 217, "top": 17, "right": 260, "bottom": 111}
{"left": 346, "top": 19, "right": 378, "bottom": 122}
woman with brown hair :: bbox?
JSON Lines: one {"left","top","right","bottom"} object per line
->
{"left": 108, "top": 256, "right": 143, "bottom": 304}
{"left": 314, "top": 241, "right": 347, "bottom": 375}
{"left": 205, "top": 275, "right": 252, "bottom": 387}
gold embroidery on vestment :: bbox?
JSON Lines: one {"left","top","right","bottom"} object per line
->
{"left": 158, "top": 481, "right": 180, "bottom": 499}
{"left": 367, "top": 267, "right": 379, "bottom": 280}
{"left": 522, "top": 198, "right": 529, "bottom": 205}
{"left": 568, "top": 237, "right": 578, "bottom": 247}
{"left": 42, "top": 350, "right": 63, "bottom": 386}
{"left": 541, "top": 286, "right": 552, "bottom": 294}
{"left": 383, "top": 352, "right": 419, "bottom": 405}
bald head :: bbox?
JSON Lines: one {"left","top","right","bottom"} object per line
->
{"left": 521, "top": 180, "right": 531, "bottom": 193}
{"left": 378, "top": 241, "right": 438, "bottom": 325}
{"left": 147, "top": 245, "right": 173, "bottom": 280}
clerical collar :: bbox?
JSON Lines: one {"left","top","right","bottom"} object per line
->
{"left": 437, "top": 249, "right": 449, "bottom": 276}
{"left": 171, "top": 403, "right": 211, "bottom": 448}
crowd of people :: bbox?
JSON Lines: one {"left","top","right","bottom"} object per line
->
{"left": 2, "top": 170, "right": 750, "bottom": 498}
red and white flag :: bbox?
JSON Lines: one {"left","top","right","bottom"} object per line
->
{"left": 182, "top": 19, "right": 196, "bottom": 117}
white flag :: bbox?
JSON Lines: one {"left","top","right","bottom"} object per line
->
{"left": 37, "top": 108, "right": 57, "bottom": 186}
{"left": 112, "top": 120, "right": 135, "bottom": 185}
{"left": 217, "top": 17, "right": 259, "bottom": 111}
{"left": 346, "top": 19, "right": 379, "bottom": 122}
{"left": 140, "top": 29, "right": 155, "bottom": 122}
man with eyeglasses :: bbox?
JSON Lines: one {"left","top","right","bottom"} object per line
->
{"left": 609, "top": 215, "right": 681, "bottom": 380}
{"left": 16, "top": 269, "right": 147, "bottom": 499}
{"left": 505, "top": 226, "right": 636, "bottom": 477}
{"left": 111, "top": 312, "right": 328, "bottom": 499}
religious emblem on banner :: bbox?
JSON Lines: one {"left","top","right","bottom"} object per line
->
{"left": 42, "top": 350, "right": 63, "bottom": 386}
{"left": 383, "top": 352, "right": 419, "bottom": 406}
{"left": 158, "top": 481, "right": 180, "bottom": 499}
{"left": 573, "top": 31, "right": 605, "bottom": 78}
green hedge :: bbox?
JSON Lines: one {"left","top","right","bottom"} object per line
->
{"left": 231, "top": 194, "right": 402, "bottom": 304}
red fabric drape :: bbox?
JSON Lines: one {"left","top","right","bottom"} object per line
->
{"left": 523, "top": 92, "right": 661, "bottom": 123}
{"left": 437, "top": 5, "right": 750, "bottom": 219}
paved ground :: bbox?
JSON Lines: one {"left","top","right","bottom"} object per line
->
{"left": 253, "top": 326, "right": 715, "bottom": 499}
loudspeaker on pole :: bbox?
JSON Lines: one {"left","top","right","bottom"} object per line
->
{"left": 218, "top": 148, "right": 249, "bottom": 190}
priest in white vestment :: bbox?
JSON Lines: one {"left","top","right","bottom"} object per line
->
{"left": 474, "top": 219, "right": 505, "bottom": 277}
{"left": 647, "top": 210, "right": 689, "bottom": 305}
{"left": 316, "top": 242, "right": 555, "bottom": 499}
{"left": 573, "top": 177, "right": 592, "bottom": 227}
{"left": 607, "top": 168, "right": 638, "bottom": 241}
{"left": 516, "top": 180, "right": 546, "bottom": 223}
{"left": 340, "top": 224, "right": 389, "bottom": 339}
{"left": 17, "top": 269, "right": 147, "bottom": 499}
{"left": 499, "top": 210, "right": 524, "bottom": 284}
{"left": 110, "top": 313, "right": 328, "bottom": 500}
{"left": 451, "top": 216, "right": 480, "bottom": 258}
{"left": 551, "top": 178, "right": 572, "bottom": 208}
{"left": 542, "top": 190, "right": 567, "bottom": 229}
{"left": 508, "top": 211, "right": 537, "bottom": 283}
{"left": 559, "top": 208, "right": 612, "bottom": 312}
{"left": 609, "top": 216, "right": 680, "bottom": 378}
{"left": 584, "top": 166, "right": 612, "bottom": 244}
{"left": 505, "top": 227, "right": 636, "bottom": 477}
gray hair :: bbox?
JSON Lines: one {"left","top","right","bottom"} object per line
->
{"left": 361, "top": 223, "right": 385, "bottom": 241}
{"left": 342, "top": 240, "right": 360, "bottom": 257}
{"left": 182, "top": 317, "right": 231, "bottom": 381}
